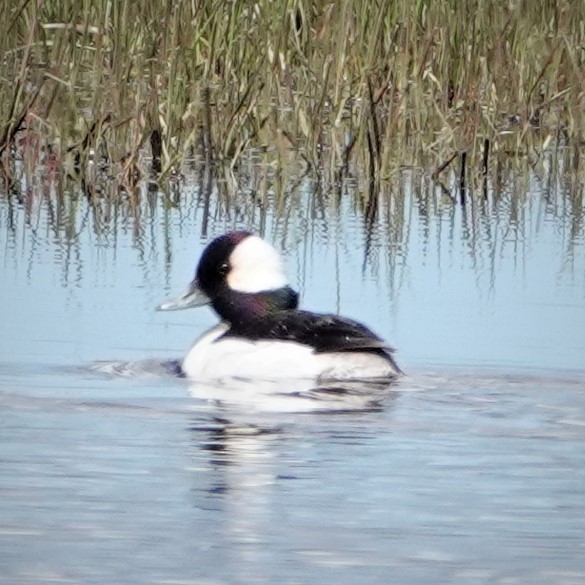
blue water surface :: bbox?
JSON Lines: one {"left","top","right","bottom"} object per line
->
{"left": 1, "top": 166, "right": 584, "bottom": 584}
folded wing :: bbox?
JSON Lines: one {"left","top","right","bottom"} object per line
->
{"left": 225, "top": 310, "right": 398, "bottom": 356}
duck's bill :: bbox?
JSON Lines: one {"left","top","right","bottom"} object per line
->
{"left": 157, "top": 280, "right": 210, "bottom": 311}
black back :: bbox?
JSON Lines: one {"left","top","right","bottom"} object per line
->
{"left": 222, "top": 309, "right": 401, "bottom": 372}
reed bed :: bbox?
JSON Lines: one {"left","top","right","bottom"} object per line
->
{"left": 0, "top": 0, "right": 584, "bottom": 198}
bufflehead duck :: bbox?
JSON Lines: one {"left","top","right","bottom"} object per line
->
{"left": 158, "top": 231, "right": 402, "bottom": 382}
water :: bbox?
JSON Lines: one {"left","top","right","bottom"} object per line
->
{"left": 1, "top": 167, "right": 585, "bottom": 584}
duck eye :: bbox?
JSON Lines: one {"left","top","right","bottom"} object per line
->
{"left": 218, "top": 263, "right": 229, "bottom": 277}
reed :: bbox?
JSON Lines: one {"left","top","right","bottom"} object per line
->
{"left": 0, "top": 0, "right": 583, "bottom": 196}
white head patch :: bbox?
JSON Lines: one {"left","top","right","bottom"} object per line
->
{"left": 227, "top": 236, "right": 288, "bottom": 293}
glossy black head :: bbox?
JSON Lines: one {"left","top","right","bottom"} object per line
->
{"left": 196, "top": 231, "right": 251, "bottom": 299}
{"left": 194, "top": 231, "right": 298, "bottom": 323}
{"left": 157, "top": 231, "right": 298, "bottom": 318}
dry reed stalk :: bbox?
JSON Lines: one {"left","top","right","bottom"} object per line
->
{"left": 0, "top": 0, "right": 582, "bottom": 201}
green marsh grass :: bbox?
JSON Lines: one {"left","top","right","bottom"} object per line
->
{"left": 0, "top": 0, "right": 584, "bottom": 199}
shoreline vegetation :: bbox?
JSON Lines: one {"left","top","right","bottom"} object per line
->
{"left": 0, "top": 0, "right": 584, "bottom": 201}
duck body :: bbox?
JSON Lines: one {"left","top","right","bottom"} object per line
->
{"left": 182, "top": 309, "right": 401, "bottom": 381}
{"left": 159, "top": 231, "right": 402, "bottom": 383}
